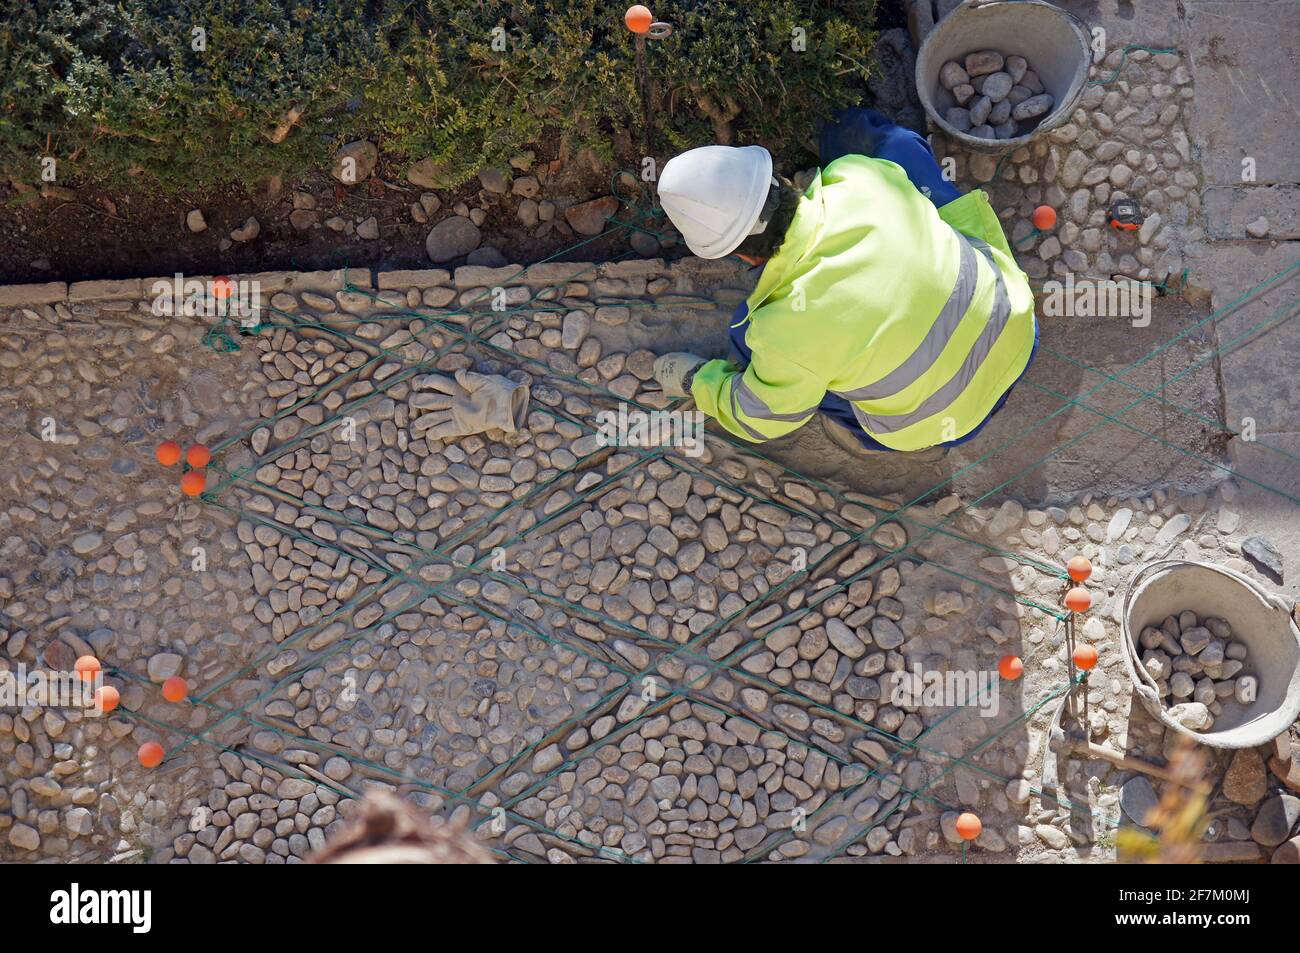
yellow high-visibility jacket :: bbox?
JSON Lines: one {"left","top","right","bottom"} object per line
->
{"left": 691, "top": 154, "right": 1036, "bottom": 450}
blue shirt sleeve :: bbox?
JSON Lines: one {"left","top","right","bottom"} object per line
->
{"left": 819, "top": 107, "right": 963, "bottom": 208}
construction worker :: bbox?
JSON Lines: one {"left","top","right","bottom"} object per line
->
{"left": 653, "top": 107, "right": 1038, "bottom": 456}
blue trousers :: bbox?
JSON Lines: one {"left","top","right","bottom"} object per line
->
{"left": 728, "top": 312, "right": 1039, "bottom": 450}
{"left": 728, "top": 107, "right": 1035, "bottom": 450}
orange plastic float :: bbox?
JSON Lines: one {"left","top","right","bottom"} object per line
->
{"left": 74, "top": 655, "right": 101, "bottom": 683}
{"left": 1066, "top": 555, "right": 1092, "bottom": 582}
{"left": 162, "top": 676, "right": 188, "bottom": 702}
{"left": 1031, "top": 205, "right": 1057, "bottom": 230}
{"left": 155, "top": 440, "right": 182, "bottom": 466}
{"left": 94, "top": 685, "right": 120, "bottom": 713}
{"left": 1072, "top": 644, "right": 1099, "bottom": 670}
{"left": 997, "top": 655, "right": 1023, "bottom": 680}
{"left": 138, "top": 741, "right": 165, "bottom": 768}
{"left": 955, "top": 812, "right": 982, "bottom": 840}
{"left": 180, "top": 470, "right": 206, "bottom": 496}
{"left": 185, "top": 443, "right": 211, "bottom": 469}
{"left": 625, "top": 4, "right": 653, "bottom": 33}
{"left": 1064, "top": 586, "right": 1092, "bottom": 612}
{"left": 211, "top": 276, "right": 233, "bottom": 300}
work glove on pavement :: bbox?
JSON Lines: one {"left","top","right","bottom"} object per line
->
{"left": 411, "top": 369, "right": 530, "bottom": 440}
{"left": 653, "top": 352, "right": 708, "bottom": 398}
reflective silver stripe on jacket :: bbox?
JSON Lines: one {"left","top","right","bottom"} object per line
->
{"left": 834, "top": 229, "right": 982, "bottom": 402}
{"left": 839, "top": 231, "right": 1013, "bottom": 436}
{"left": 730, "top": 377, "right": 818, "bottom": 440}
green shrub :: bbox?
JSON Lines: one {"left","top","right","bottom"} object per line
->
{"left": 0, "top": 0, "right": 877, "bottom": 194}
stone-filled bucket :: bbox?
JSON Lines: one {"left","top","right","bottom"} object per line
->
{"left": 916, "top": 0, "right": 1091, "bottom": 154}
{"left": 1120, "top": 560, "right": 1300, "bottom": 749}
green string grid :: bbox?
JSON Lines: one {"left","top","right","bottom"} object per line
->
{"left": 122, "top": 149, "right": 1297, "bottom": 860}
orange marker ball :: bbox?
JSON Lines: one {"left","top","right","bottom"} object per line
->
{"left": 625, "top": 4, "right": 653, "bottom": 33}
{"left": 186, "top": 443, "right": 211, "bottom": 468}
{"left": 180, "top": 470, "right": 206, "bottom": 496}
{"left": 1032, "top": 205, "right": 1057, "bottom": 230}
{"left": 75, "top": 655, "right": 101, "bottom": 683}
{"left": 955, "top": 811, "right": 983, "bottom": 841}
{"left": 998, "top": 655, "right": 1024, "bottom": 680}
{"left": 1073, "top": 644, "right": 1099, "bottom": 670}
{"left": 1064, "top": 586, "right": 1092, "bottom": 613}
{"left": 95, "top": 685, "right": 120, "bottom": 713}
{"left": 1067, "top": 555, "right": 1092, "bottom": 582}
{"left": 138, "top": 741, "right": 165, "bottom": 768}
{"left": 155, "top": 440, "right": 182, "bottom": 466}
{"left": 211, "top": 276, "right": 233, "bottom": 300}
{"left": 162, "top": 676, "right": 188, "bottom": 702}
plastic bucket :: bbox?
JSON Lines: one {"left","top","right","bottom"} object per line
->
{"left": 915, "top": 0, "right": 1092, "bottom": 154}
{"left": 1120, "top": 560, "right": 1300, "bottom": 749}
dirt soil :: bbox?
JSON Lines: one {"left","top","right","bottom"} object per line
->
{"left": 0, "top": 0, "right": 908, "bottom": 287}
{"left": 0, "top": 140, "right": 665, "bottom": 285}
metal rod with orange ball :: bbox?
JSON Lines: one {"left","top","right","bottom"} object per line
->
{"left": 75, "top": 655, "right": 101, "bottom": 683}
{"left": 997, "top": 654, "right": 1023, "bottom": 680}
{"left": 625, "top": 6, "right": 672, "bottom": 154}
{"left": 155, "top": 440, "right": 181, "bottom": 466}
{"left": 1061, "top": 556, "right": 1094, "bottom": 724}
{"left": 1014, "top": 204, "right": 1059, "bottom": 250}
{"left": 185, "top": 443, "right": 211, "bottom": 469}
{"left": 138, "top": 741, "right": 165, "bottom": 768}
{"left": 180, "top": 469, "right": 206, "bottom": 497}
{"left": 94, "top": 685, "right": 120, "bottom": 714}
{"left": 955, "top": 811, "right": 981, "bottom": 861}
{"left": 162, "top": 676, "right": 188, "bottom": 703}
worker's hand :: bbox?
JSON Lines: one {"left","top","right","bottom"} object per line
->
{"left": 411, "top": 369, "right": 530, "bottom": 440}
{"left": 653, "top": 352, "right": 708, "bottom": 398}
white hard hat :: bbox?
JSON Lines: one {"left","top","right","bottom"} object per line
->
{"left": 657, "top": 145, "right": 774, "bottom": 259}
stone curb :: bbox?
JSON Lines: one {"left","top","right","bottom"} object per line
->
{"left": 0, "top": 258, "right": 746, "bottom": 310}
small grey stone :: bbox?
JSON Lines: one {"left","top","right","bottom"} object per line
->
{"left": 1168, "top": 701, "right": 1213, "bottom": 731}
{"left": 1012, "top": 94, "right": 1055, "bottom": 121}
{"left": 331, "top": 140, "right": 378, "bottom": 184}
{"left": 1245, "top": 216, "right": 1270, "bottom": 238}
{"left": 148, "top": 652, "right": 183, "bottom": 681}
{"left": 1120, "top": 776, "right": 1159, "bottom": 826}
{"left": 72, "top": 532, "right": 103, "bottom": 555}
{"left": 964, "top": 50, "right": 1004, "bottom": 77}
{"left": 969, "top": 95, "right": 992, "bottom": 127}
{"left": 1180, "top": 626, "right": 1212, "bottom": 655}
{"left": 478, "top": 167, "right": 510, "bottom": 193}
{"left": 425, "top": 216, "right": 482, "bottom": 263}
{"left": 1241, "top": 535, "right": 1283, "bottom": 582}
{"left": 940, "top": 60, "right": 970, "bottom": 89}
{"left": 1251, "top": 794, "right": 1300, "bottom": 847}
{"left": 982, "top": 72, "right": 1013, "bottom": 102}
{"left": 561, "top": 311, "right": 590, "bottom": 349}
{"left": 944, "top": 107, "right": 972, "bottom": 132}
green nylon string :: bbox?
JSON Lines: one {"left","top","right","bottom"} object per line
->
{"left": 156, "top": 138, "right": 1299, "bottom": 858}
